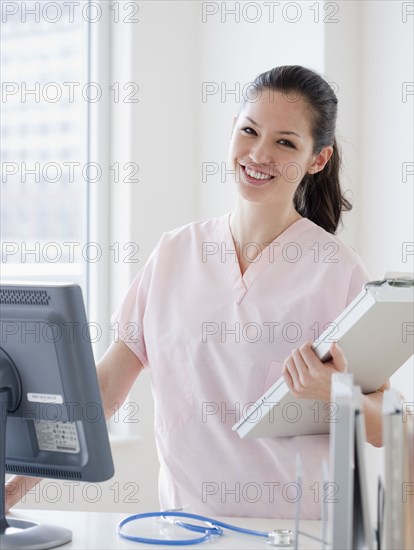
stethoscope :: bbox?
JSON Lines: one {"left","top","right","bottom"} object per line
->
{"left": 117, "top": 511, "right": 294, "bottom": 546}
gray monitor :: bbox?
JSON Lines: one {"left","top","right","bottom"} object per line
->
{"left": 0, "top": 282, "right": 114, "bottom": 550}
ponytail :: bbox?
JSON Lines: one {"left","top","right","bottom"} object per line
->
{"left": 293, "top": 139, "right": 352, "bottom": 234}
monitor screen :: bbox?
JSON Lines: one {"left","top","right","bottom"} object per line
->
{"left": 0, "top": 282, "right": 114, "bottom": 549}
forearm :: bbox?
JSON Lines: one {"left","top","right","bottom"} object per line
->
{"left": 363, "top": 390, "right": 386, "bottom": 447}
{"left": 5, "top": 475, "right": 41, "bottom": 513}
{"left": 97, "top": 339, "right": 144, "bottom": 421}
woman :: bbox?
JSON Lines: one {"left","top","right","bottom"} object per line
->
{"left": 6, "top": 65, "right": 388, "bottom": 519}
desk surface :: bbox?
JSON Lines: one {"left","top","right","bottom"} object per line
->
{"left": 7, "top": 509, "right": 325, "bottom": 549}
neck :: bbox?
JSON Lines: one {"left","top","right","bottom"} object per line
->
{"left": 230, "top": 199, "right": 302, "bottom": 248}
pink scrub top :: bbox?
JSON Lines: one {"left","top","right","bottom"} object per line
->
{"left": 112, "top": 213, "right": 370, "bottom": 519}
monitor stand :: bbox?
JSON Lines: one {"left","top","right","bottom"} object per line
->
{"left": 0, "top": 347, "right": 72, "bottom": 550}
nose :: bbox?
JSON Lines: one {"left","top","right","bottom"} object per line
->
{"left": 248, "top": 139, "right": 274, "bottom": 165}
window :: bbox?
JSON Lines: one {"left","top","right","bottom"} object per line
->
{"left": 1, "top": 4, "right": 87, "bottom": 286}
{"left": 1, "top": 1, "right": 110, "bottom": 359}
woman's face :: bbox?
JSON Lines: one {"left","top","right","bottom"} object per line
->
{"left": 228, "top": 89, "right": 330, "bottom": 206}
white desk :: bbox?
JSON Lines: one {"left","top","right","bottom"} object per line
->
{"left": 6, "top": 509, "right": 325, "bottom": 549}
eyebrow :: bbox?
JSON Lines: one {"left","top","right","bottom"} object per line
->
{"left": 243, "top": 116, "right": 303, "bottom": 139}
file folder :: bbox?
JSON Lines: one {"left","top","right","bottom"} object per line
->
{"left": 233, "top": 277, "right": 414, "bottom": 438}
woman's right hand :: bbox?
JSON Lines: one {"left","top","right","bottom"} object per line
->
{"left": 5, "top": 475, "right": 42, "bottom": 514}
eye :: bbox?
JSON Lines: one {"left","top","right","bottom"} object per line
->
{"left": 241, "top": 126, "right": 257, "bottom": 135}
{"left": 278, "top": 139, "right": 295, "bottom": 149}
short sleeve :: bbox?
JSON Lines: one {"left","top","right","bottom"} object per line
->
{"left": 110, "top": 243, "right": 159, "bottom": 367}
{"left": 346, "top": 257, "right": 371, "bottom": 306}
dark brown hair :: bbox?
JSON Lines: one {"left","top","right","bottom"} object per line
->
{"left": 245, "top": 65, "right": 351, "bottom": 234}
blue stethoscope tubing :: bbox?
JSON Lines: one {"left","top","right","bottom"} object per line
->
{"left": 117, "top": 511, "right": 270, "bottom": 545}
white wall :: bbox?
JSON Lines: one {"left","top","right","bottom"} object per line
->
{"left": 324, "top": 1, "right": 362, "bottom": 248}
{"left": 359, "top": 2, "right": 413, "bottom": 280}
{"left": 357, "top": 0, "right": 414, "bottom": 402}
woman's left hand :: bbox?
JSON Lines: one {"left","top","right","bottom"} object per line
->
{"left": 282, "top": 341, "right": 348, "bottom": 402}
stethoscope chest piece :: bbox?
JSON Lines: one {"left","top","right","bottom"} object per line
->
{"left": 267, "top": 529, "right": 293, "bottom": 546}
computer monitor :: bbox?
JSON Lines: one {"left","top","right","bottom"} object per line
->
{"left": 0, "top": 282, "right": 114, "bottom": 550}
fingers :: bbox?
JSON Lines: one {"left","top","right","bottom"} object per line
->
{"left": 295, "top": 341, "right": 321, "bottom": 372}
{"left": 329, "top": 341, "right": 348, "bottom": 372}
{"left": 294, "top": 340, "right": 347, "bottom": 374}
{"left": 283, "top": 357, "right": 300, "bottom": 394}
{"left": 290, "top": 349, "right": 309, "bottom": 385}
{"left": 5, "top": 475, "right": 41, "bottom": 514}
{"left": 282, "top": 341, "right": 324, "bottom": 397}
{"left": 282, "top": 360, "right": 294, "bottom": 392}
{"left": 283, "top": 345, "right": 311, "bottom": 395}
{"left": 282, "top": 341, "right": 348, "bottom": 402}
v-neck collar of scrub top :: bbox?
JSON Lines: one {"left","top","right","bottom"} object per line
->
{"left": 219, "top": 212, "right": 312, "bottom": 305}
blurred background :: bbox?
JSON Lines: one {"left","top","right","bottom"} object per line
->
{"left": 1, "top": 0, "right": 413, "bottom": 517}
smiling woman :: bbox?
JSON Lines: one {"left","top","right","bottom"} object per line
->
{"left": 6, "top": 64, "right": 388, "bottom": 521}
{"left": 100, "top": 65, "right": 386, "bottom": 520}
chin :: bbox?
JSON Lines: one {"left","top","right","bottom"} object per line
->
{"left": 236, "top": 184, "right": 274, "bottom": 204}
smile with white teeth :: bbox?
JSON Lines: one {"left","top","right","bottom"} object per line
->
{"left": 243, "top": 165, "right": 273, "bottom": 180}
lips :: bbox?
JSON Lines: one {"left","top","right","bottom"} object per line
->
{"left": 239, "top": 163, "right": 274, "bottom": 186}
